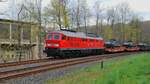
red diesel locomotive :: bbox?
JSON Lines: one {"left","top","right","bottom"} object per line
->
{"left": 44, "top": 29, "right": 105, "bottom": 58}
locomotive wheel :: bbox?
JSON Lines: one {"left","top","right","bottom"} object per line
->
{"left": 65, "top": 51, "right": 71, "bottom": 58}
{"left": 72, "top": 50, "right": 78, "bottom": 58}
{"left": 76, "top": 50, "right": 81, "bottom": 57}
{"left": 60, "top": 50, "right": 71, "bottom": 59}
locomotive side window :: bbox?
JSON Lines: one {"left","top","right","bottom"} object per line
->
{"left": 47, "top": 34, "right": 52, "bottom": 40}
{"left": 90, "top": 39, "right": 94, "bottom": 42}
{"left": 67, "top": 37, "right": 70, "bottom": 40}
{"left": 82, "top": 38, "right": 86, "bottom": 41}
{"left": 54, "top": 34, "right": 60, "bottom": 40}
{"left": 62, "top": 35, "right": 66, "bottom": 40}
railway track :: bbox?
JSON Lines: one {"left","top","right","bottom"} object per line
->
{"left": 0, "top": 52, "right": 146, "bottom": 81}
{"left": 0, "top": 58, "right": 51, "bottom": 68}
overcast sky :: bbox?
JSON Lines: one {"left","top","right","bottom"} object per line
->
{"left": 0, "top": 0, "right": 150, "bottom": 20}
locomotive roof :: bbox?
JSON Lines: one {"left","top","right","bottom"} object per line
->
{"left": 48, "top": 30, "right": 103, "bottom": 40}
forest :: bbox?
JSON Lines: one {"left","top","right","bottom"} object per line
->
{"left": 0, "top": 0, "right": 150, "bottom": 60}
{"left": 0, "top": 0, "right": 149, "bottom": 43}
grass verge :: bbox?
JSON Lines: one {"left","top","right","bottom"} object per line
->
{"left": 46, "top": 53, "right": 150, "bottom": 84}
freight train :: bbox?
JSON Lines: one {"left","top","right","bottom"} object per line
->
{"left": 44, "top": 29, "right": 150, "bottom": 58}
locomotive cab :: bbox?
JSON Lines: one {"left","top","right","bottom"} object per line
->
{"left": 44, "top": 33, "right": 62, "bottom": 56}
{"left": 46, "top": 33, "right": 61, "bottom": 48}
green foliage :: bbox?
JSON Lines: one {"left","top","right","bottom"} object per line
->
{"left": 46, "top": 53, "right": 150, "bottom": 84}
{"left": 63, "top": 7, "right": 70, "bottom": 28}
{"left": 97, "top": 54, "right": 150, "bottom": 84}
{"left": 49, "top": 0, "right": 70, "bottom": 28}
{"left": 103, "top": 26, "right": 113, "bottom": 40}
{"left": 128, "top": 16, "right": 142, "bottom": 43}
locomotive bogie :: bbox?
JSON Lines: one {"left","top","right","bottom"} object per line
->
{"left": 45, "top": 48, "right": 104, "bottom": 59}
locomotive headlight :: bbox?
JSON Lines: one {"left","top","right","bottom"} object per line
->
{"left": 53, "top": 44, "right": 59, "bottom": 47}
{"left": 47, "top": 44, "right": 52, "bottom": 46}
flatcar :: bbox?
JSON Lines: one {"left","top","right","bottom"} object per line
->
{"left": 138, "top": 43, "right": 150, "bottom": 51}
{"left": 44, "top": 29, "right": 105, "bottom": 58}
{"left": 123, "top": 42, "right": 140, "bottom": 52}
{"left": 105, "top": 39, "right": 125, "bottom": 53}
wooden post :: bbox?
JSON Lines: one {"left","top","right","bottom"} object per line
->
{"left": 101, "top": 60, "right": 104, "bottom": 69}
{"left": 9, "top": 23, "right": 12, "bottom": 42}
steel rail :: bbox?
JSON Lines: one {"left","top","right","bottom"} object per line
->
{"left": 0, "top": 52, "right": 142, "bottom": 81}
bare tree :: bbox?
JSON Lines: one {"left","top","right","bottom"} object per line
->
{"left": 94, "top": 0, "right": 104, "bottom": 35}
{"left": 129, "top": 15, "right": 142, "bottom": 43}
{"left": 68, "top": 0, "right": 82, "bottom": 31}
{"left": 25, "top": 0, "right": 43, "bottom": 59}
{"left": 17, "top": 4, "right": 25, "bottom": 61}
{"left": 117, "top": 2, "right": 131, "bottom": 42}
{"left": 36, "top": 0, "right": 43, "bottom": 59}
{"left": 80, "top": 0, "right": 90, "bottom": 34}
{"left": 76, "top": 0, "right": 80, "bottom": 31}
{"left": 106, "top": 7, "right": 118, "bottom": 38}
{"left": 61, "top": 0, "right": 70, "bottom": 28}
{"left": 68, "top": 2, "right": 76, "bottom": 28}
{"left": 15, "top": 0, "right": 44, "bottom": 59}
{"left": 69, "top": 0, "right": 89, "bottom": 32}
{"left": 44, "top": 0, "right": 70, "bottom": 30}
{"left": 22, "top": 1, "right": 35, "bottom": 59}
{"left": 58, "top": 0, "right": 62, "bottom": 29}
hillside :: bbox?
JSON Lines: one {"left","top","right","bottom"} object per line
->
{"left": 141, "top": 21, "right": 150, "bottom": 42}
{"left": 76, "top": 21, "right": 150, "bottom": 43}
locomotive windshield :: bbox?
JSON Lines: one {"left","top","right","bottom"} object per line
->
{"left": 47, "top": 34, "right": 60, "bottom": 40}
{"left": 47, "top": 34, "right": 52, "bottom": 40}
{"left": 54, "top": 34, "right": 60, "bottom": 40}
